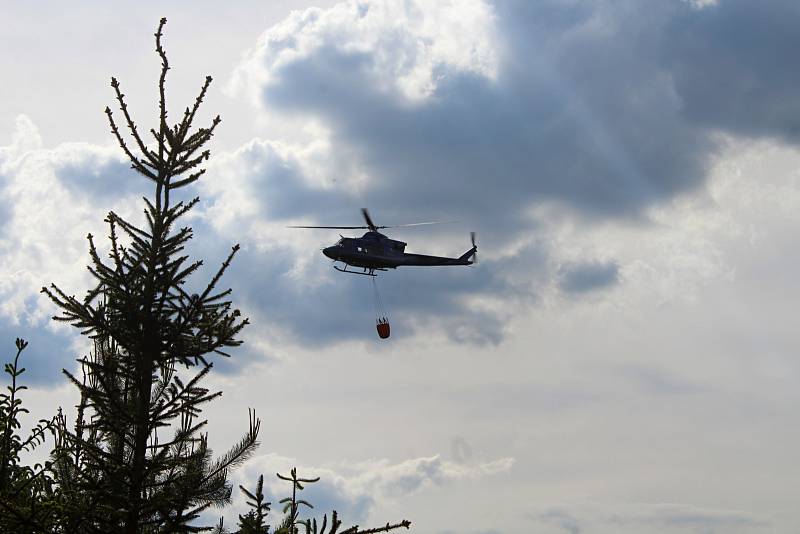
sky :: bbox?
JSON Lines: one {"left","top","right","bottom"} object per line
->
{"left": 2, "top": 1, "right": 800, "bottom": 532}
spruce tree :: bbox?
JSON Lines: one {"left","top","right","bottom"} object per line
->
{"left": 41, "top": 18, "right": 259, "bottom": 532}
{"left": 236, "top": 475, "right": 270, "bottom": 534}
{"left": 0, "top": 339, "right": 56, "bottom": 533}
{"left": 270, "top": 468, "right": 411, "bottom": 534}
{"left": 31, "top": 17, "right": 412, "bottom": 534}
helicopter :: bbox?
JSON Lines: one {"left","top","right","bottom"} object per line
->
{"left": 289, "top": 208, "right": 477, "bottom": 276}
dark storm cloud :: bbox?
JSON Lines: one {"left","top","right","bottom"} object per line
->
{"left": 257, "top": 0, "right": 712, "bottom": 230}
{"left": 245, "top": 0, "right": 800, "bottom": 227}
{"left": 558, "top": 261, "right": 618, "bottom": 294}
{"left": 665, "top": 0, "right": 800, "bottom": 141}
{"left": 206, "top": 139, "right": 353, "bottom": 221}
{"left": 15, "top": 0, "right": 800, "bottom": 372}
{"left": 193, "top": 140, "right": 551, "bottom": 354}
{"left": 211, "top": 0, "right": 800, "bottom": 355}
{"left": 184, "top": 207, "right": 544, "bottom": 359}
{"left": 222, "top": 241, "right": 518, "bottom": 350}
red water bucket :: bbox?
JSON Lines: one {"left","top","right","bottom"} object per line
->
{"left": 376, "top": 322, "right": 390, "bottom": 339}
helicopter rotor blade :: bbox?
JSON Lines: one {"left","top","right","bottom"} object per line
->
{"left": 289, "top": 210, "right": 458, "bottom": 231}
{"left": 379, "top": 220, "right": 458, "bottom": 228}
{"left": 287, "top": 225, "right": 369, "bottom": 229}
{"left": 361, "top": 208, "right": 378, "bottom": 232}
{"left": 288, "top": 221, "right": 456, "bottom": 230}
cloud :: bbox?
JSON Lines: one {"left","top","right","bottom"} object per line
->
{"left": 193, "top": 136, "right": 554, "bottom": 349}
{"left": 0, "top": 113, "right": 523, "bottom": 379}
{"left": 229, "top": 452, "right": 514, "bottom": 527}
{"left": 7, "top": 8, "right": 800, "bottom": 534}
{"left": 9, "top": 0, "right": 800, "bottom": 369}
{"left": 558, "top": 261, "right": 619, "bottom": 294}
{"left": 0, "top": 118, "right": 87, "bottom": 383}
{"left": 214, "top": 0, "right": 800, "bottom": 349}
{"left": 615, "top": 364, "right": 703, "bottom": 396}
{"left": 219, "top": 0, "right": 800, "bottom": 350}
{"left": 665, "top": 0, "right": 800, "bottom": 142}
{"left": 230, "top": 0, "right": 499, "bottom": 105}
{"left": 55, "top": 149, "right": 139, "bottom": 202}
{"left": 0, "top": 116, "right": 168, "bottom": 384}
{"left": 232, "top": 0, "right": 716, "bottom": 229}
{"left": 683, "top": 0, "right": 719, "bottom": 8}
{"left": 0, "top": 315, "right": 77, "bottom": 385}
{"left": 0, "top": 115, "right": 42, "bottom": 230}
{"left": 610, "top": 503, "right": 766, "bottom": 531}
{"left": 539, "top": 508, "right": 581, "bottom": 534}
{"left": 528, "top": 503, "right": 767, "bottom": 534}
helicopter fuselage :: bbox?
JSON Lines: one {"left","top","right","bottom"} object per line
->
{"left": 323, "top": 231, "right": 475, "bottom": 271}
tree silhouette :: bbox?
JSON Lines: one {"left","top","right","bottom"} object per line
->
{"left": 2, "top": 17, "right": 413, "bottom": 534}
{"left": 0, "top": 339, "right": 56, "bottom": 533}
{"left": 41, "top": 18, "right": 258, "bottom": 532}
{"left": 237, "top": 474, "right": 270, "bottom": 534}
{"left": 271, "top": 468, "right": 411, "bottom": 534}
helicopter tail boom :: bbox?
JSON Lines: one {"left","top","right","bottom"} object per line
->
{"left": 458, "top": 247, "right": 477, "bottom": 263}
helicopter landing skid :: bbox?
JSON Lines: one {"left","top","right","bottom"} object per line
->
{"left": 333, "top": 264, "right": 386, "bottom": 276}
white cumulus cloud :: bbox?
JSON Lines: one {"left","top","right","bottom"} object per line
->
{"left": 230, "top": 0, "right": 498, "bottom": 104}
{"left": 228, "top": 452, "right": 514, "bottom": 526}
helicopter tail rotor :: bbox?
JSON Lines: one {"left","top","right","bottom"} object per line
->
{"left": 470, "top": 232, "right": 477, "bottom": 264}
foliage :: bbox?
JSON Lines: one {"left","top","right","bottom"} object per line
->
{"left": 238, "top": 474, "right": 271, "bottom": 534}
{"left": 40, "top": 17, "right": 257, "bottom": 532}
{"left": 0, "top": 339, "right": 56, "bottom": 533}
{"left": 235, "top": 468, "right": 411, "bottom": 534}
{"left": 1, "top": 17, "right": 413, "bottom": 534}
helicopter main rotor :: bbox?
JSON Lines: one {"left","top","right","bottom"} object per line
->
{"left": 287, "top": 208, "right": 454, "bottom": 231}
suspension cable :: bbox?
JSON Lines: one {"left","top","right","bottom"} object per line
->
{"left": 371, "top": 276, "right": 386, "bottom": 322}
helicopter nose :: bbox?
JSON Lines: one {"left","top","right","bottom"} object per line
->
{"left": 322, "top": 246, "right": 336, "bottom": 260}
